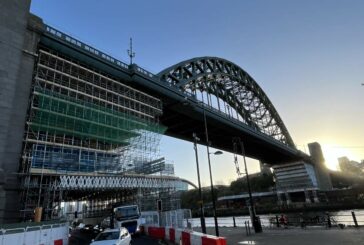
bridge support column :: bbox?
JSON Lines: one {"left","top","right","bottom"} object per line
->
{"left": 0, "top": 0, "right": 43, "bottom": 223}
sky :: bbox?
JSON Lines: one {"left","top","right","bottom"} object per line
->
{"left": 30, "top": 0, "right": 364, "bottom": 186}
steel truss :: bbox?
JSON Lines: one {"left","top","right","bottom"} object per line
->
{"left": 57, "top": 174, "right": 189, "bottom": 190}
{"left": 158, "top": 57, "right": 294, "bottom": 147}
{"left": 21, "top": 173, "right": 190, "bottom": 220}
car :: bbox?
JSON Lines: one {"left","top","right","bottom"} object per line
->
{"left": 90, "top": 227, "right": 131, "bottom": 245}
{"left": 101, "top": 217, "right": 111, "bottom": 229}
{"left": 79, "top": 224, "right": 100, "bottom": 238}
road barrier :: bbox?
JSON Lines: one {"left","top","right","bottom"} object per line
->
{"left": 0, "top": 221, "right": 68, "bottom": 245}
{"left": 141, "top": 225, "right": 226, "bottom": 245}
{"left": 147, "top": 227, "right": 165, "bottom": 240}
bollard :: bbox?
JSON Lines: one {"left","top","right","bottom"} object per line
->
{"left": 247, "top": 220, "right": 251, "bottom": 235}
{"left": 276, "top": 215, "right": 280, "bottom": 228}
{"left": 351, "top": 211, "right": 359, "bottom": 228}
{"left": 34, "top": 207, "right": 42, "bottom": 222}
{"left": 327, "top": 213, "right": 332, "bottom": 228}
{"left": 245, "top": 221, "right": 249, "bottom": 236}
{"left": 233, "top": 217, "right": 237, "bottom": 228}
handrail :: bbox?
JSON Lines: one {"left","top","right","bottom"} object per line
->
{"left": 44, "top": 25, "right": 161, "bottom": 82}
{"left": 44, "top": 25, "right": 130, "bottom": 70}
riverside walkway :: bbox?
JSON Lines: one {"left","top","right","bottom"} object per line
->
{"left": 197, "top": 226, "right": 364, "bottom": 245}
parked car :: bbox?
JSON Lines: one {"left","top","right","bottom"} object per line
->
{"left": 101, "top": 217, "right": 111, "bottom": 229}
{"left": 79, "top": 224, "right": 100, "bottom": 239}
{"left": 90, "top": 227, "right": 131, "bottom": 245}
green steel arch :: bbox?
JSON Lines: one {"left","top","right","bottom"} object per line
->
{"left": 158, "top": 57, "right": 295, "bottom": 147}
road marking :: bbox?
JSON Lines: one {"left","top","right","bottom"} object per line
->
{"left": 238, "top": 241, "right": 257, "bottom": 244}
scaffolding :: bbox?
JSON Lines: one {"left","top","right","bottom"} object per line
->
{"left": 20, "top": 46, "right": 173, "bottom": 220}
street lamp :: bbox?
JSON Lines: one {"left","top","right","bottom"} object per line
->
{"left": 237, "top": 138, "right": 262, "bottom": 233}
{"left": 206, "top": 149, "right": 223, "bottom": 237}
{"left": 192, "top": 133, "right": 206, "bottom": 234}
{"left": 201, "top": 103, "right": 221, "bottom": 237}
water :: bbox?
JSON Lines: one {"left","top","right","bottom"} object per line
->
{"left": 187, "top": 209, "right": 364, "bottom": 228}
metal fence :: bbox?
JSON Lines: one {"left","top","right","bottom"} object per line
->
{"left": 189, "top": 210, "right": 364, "bottom": 229}
{"left": 141, "top": 209, "right": 192, "bottom": 229}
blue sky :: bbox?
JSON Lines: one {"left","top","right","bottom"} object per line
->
{"left": 30, "top": 0, "right": 364, "bottom": 186}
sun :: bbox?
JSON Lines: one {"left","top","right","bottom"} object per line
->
{"left": 321, "top": 145, "right": 355, "bottom": 171}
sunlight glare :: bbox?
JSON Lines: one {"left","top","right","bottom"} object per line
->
{"left": 321, "top": 145, "right": 356, "bottom": 171}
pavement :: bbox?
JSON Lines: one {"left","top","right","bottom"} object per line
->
{"left": 195, "top": 226, "right": 364, "bottom": 245}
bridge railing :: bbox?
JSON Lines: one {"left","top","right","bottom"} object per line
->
{"left": 135, "top": 66, "right": 156, "bottom": 79}
{"left": 44, "top": 25, "right": 130, "bottom": 71}
{"left": 44, "top": 25, "right": 163, "bottom": 82}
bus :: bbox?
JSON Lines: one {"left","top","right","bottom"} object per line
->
{"left": 113, "top": 205, "right": 142, "bottom": 235}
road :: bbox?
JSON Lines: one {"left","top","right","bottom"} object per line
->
{"left": 69, "top": 229, "right": 162, "bottom": 245}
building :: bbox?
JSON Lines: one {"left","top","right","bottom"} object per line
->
{"left": 0, "top": 1, "right": 179, "bottom": 223}
{"left": 338, "top": 156, "right": 364, "bottom": 176}
{"left": 268, "top": 142, "right": 335, "bottom": 204}
{"left": 308, "top": 142, "right": 333, "bottom": 190}
{"left": 272, "top": 161, "right": 318, "bottom": 190}
{"left": 272, "top": 161, "right": 319, "bottom": 204}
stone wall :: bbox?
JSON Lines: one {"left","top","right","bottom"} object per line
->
{"left": 0, "top": 0, "right": 43, "bottom": 223}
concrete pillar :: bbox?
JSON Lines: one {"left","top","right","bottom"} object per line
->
{"left": 0, "top": 0, "right": 43, "bottom": 223}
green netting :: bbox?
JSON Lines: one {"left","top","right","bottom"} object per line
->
{"left": 30, "top": 87, "right": 167, "bottom": 145}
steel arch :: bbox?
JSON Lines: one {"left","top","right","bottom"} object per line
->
{"left": 158, "top": 57, "right": 294, "bottom": 147}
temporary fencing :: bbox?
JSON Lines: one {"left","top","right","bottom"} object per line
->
{"left": 0, "top": 222, "right": 68, "bottom": 245}
{"left": 141, "top": 224, "right": 226, "bottom": 245}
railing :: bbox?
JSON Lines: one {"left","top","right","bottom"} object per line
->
{"left": 188, "top": 211, "right": 364, "bottom": 229}
{"left": 44, "top": 25, "right": 129, "bottom": 70}
{"left": 44, "top": 25, "right": 162, "bottom": 82}
{"left": 135, "top": 66, "right": 156, "bottom": 79}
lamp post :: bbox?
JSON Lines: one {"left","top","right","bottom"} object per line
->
{"left": 238, "top": 138, "right": 262, "bottom": 233}
{"left": 192, "top": 133, "right": 206, "bottom": 234}
{"left": 202, "top": 103, "right": 221, "bottom": 237}
{"left": 207, "top": 149, "right": 223, "bottom": 237}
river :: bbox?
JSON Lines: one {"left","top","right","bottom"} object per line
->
{"left": 187, "top": 209, "right": 364, "bottom": 227}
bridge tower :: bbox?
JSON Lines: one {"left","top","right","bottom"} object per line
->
{"left": 308, "top": 142, "right": 333, "bottom": 190}
{"left": 0, "top": 0, "right": 43, "bottom": 223}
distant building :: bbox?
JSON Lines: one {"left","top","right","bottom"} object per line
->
{"left": 272, "top": 161, "right": 318, "bottom": 191}
{"left": 259, "top": 161, "right": 272, "bottom": 175}
{"left": 308, "top": 142, "right": 333, "bottom": 190}
{"left": 338, "top": 156, "right": 364, "bottom": 176}
{"left": 272, "top": 161, "right": 319, "bottom": 205}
